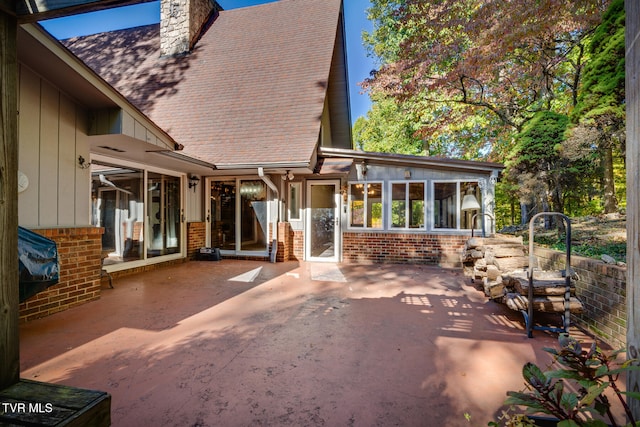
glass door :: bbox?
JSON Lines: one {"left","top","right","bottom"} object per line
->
{"left": 147, "top": 173, "right": 182, "bottom": 258}
{"left": 208, "top": 179, "right": 269, "bottom": 255}
{"left": 306, "top": 180, "right": 340, "bottom": 262}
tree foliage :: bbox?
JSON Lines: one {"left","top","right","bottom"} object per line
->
{"left": 363, "top": 0, "right": 608, "bottom": 142}
{"left": 357, "top": 0, "right": 626, "bottom": 223}
{"left": 571, "top": 0, "right": 625, "bottom": 213}
{"left": 506, "top": 111, "right": 571, "bottom": 214}
{"left": 353, "top": 95, "right": 425, "bottom": 155}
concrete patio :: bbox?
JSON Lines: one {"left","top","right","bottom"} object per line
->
{"left": 18, "top": 260, "right": 620, "bottom": 426}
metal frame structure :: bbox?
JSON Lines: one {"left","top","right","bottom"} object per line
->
{"left": 525, "top": 212, "right": 572, "bottom": 338}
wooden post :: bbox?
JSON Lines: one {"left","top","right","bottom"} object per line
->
{"left": 0, "top": 9, "right": 18, "bottom": 389}
{"left": 627, "top": 0, "right": 640, "bottom": 419}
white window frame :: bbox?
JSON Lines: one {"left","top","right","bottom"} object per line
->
{"left": 287, "top": 181, "right": 302, "bottom": 222}
{"left": 348, "top": 181, "right": 384, "bottom": 230}
{"left": 430, "top": 180, "right": 482, "bottom": 232}
{"left": 388, "top": 180, "right": 427, "bottom": 230}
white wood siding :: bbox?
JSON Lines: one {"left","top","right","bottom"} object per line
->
{"left": 18, "top": 65, "right": 91, "bottom": 227}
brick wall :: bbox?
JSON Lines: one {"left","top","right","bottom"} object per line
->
{"left": 277, "top": 222, "right": 292, "bottom": 262}
{"left": 343, "top": 232, "right": 467, "bottom": 266}
{"left": 534, "top": 247, "right": 626, "bottom": 349}
{"left": 19, "top": 227, "right": 104, "bottom": 322}
{"left": 293, "top": 230, "right": 304, "bottom": 260}
{"left": 187, "top": 221, "right": 206, "bottom": 259}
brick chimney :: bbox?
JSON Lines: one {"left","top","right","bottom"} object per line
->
{"left": 160, "top": 0, "right": 220, "bottom": 56}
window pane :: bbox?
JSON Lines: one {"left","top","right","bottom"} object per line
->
{"left": 240, "top": 180, "right": 268, "bottom": 251}
{"left": 391, "top": 183, "right": 407, "bottom": 228}
{"left": 350, "top": 184, "right": 365, "bottom": 227}
{"left": 288, "top": 183, "right": 301, "bottom": 220}
{"left": 434, "top": 182, "right": 457, "bottom": 228}
{"left": 409, "top": 182, "right": 425, "bottom": 228}
{"left": 148, "top": 173, "right": 182, "bottom": 258}
{"left": 367, "top": 183, "right": 383, "bottom": 228}
{"left": 211, "top": 181, "right": 236, "bottom": 250}
{"left": 91, "top": 163, "right": 143, "bottom": 264}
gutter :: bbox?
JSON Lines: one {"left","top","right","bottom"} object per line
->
{"left": 258, "top": 167, "right": 279, "bottom": 263}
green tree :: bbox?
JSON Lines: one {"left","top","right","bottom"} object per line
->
{"left": 362, "top": 0, "right": 609, "bottom": 159}
{"left": 571, "top": 0, "right": 625, "bottom": 213}
{"left": 506, "top": 111, "right": 580, "bottom": 216}
{"left": 353, "top": 96, "right": 425, "bottom": 155}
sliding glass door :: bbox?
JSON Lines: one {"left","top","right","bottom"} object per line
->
{"left": 209, "top": 178, "right": 270, "bottom": 255}
{"left": 147, "top": 173, "right": 182, "bottom": 258}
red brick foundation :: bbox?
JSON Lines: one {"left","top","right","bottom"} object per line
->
{"left": 19, "top": 227, "right": 104, "bottom": 322}
{"left": 342, "top": 232, "right": 467, "bottom": 266}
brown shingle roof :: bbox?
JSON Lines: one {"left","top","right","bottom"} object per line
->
{"left": 64, "top": 0, "right": 343, "bottom": 167}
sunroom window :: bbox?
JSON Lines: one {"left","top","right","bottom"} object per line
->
{"left": 433, "top": 181, "right": 481, "bottom": 230}
{"left": 391, "top": 182, "right": 425, "bottom": 229}
{"left": 349, "top": 182, "right": 383, "bottom": 229}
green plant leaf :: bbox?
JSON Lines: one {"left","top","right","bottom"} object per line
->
{"left": 560, "top": 392, "right": 579, "bottom": 411}
{"left": 593, "top": 364, "right": 610, "bottom": 378}
{"left": 620, "top": 390, "right": 640, "bottom": 401}
{"left": 579, "top": 383, "right": 610, "bottom": 406}
{"left": 546, "top": 369, "right": 585, "bottom": 381}
{"left": 523, "top": 363, "right": 548, "bottom": 387}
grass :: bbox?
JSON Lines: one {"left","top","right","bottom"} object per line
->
{"left": 532, "top": 234, "right": 627, "bottom": 263}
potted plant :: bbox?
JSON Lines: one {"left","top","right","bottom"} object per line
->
{"left": 489, "top": 334, "right": 640, "bottom": 427}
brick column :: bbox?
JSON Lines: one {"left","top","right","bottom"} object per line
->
{"left": 19, "top": 227, "right": 104, "bottom": 322}
{"left": 187, "top": 221, "right": 206, "bottom": 259}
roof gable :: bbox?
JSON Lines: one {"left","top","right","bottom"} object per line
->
{"left": 65, "top": 0, "right": 345, "bottom": 167}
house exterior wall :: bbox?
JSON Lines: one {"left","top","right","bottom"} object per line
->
{"left": 343, "top": 232, "right": 467, "bottom": 266}
{"left": 18, "top": 65, "right": 91, "bottom": 228}
{"left": 17, "top": 63, "right": 192, "bottom": 320}
{"left": 19, "top": 227, "right": 103, "bottom": 322}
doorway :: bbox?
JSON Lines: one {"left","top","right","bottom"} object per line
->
{"left": 208, "top": 178, "right": 270, "bottom": 255}
{"left": 306, "top": 180, "right": 340, "bottom": 262}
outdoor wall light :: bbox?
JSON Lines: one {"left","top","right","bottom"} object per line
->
{"left": 188, "top": 174, "right": 200, "bottom": 192}
{"left": 78, "top": 155, "right": 91, "bottom": 169}
{"left": 355, "top": 161, "right": 367, "bottom": 180}
{"left": 404, "top": 169, "right": 411, "bottom": 179}
{"left": 281, "top": 170, "right": 295, "bottom": 181}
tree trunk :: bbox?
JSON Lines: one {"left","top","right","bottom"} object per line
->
{"left": 0, "top": 10, "right": 19, "bottom": 389}
{"left": 602, "top": 143, "right": 617, "bottom": 213}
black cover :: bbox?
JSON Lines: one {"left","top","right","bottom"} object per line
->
{"left": 18, "top": 226, "right": 60, "bottom": 303}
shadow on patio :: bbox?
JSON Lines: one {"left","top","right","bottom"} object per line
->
{"left": 19, "top": 260, "right": 619, "bottom": 426}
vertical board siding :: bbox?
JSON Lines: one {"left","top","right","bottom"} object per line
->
{"left": 18, "top": 66, "right": 40, "bottom": 226}
{"left": 38, "top": 80, "right": 59, "bottom": 226}
{"left": 18, "top": 65, "right": 90, "bottom": 228}
{"left": 58, "top": 94, "right": 76, "bottom": 225}
{"left": 75, "top": 111, "right": 91, "bottom": 225}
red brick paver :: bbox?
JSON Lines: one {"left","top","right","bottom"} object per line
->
{"left": 19, "top": 260, "right": 620, "bottom": 426}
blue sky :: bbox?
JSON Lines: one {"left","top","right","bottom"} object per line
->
{"left": 40, "top": 0, "right": 375, "bottom": 123}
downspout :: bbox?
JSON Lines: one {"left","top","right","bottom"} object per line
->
{"left": 258, "top": 167, "right": 279, "bottom": 263}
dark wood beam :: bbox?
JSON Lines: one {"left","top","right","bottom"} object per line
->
{"left": 15, "top": 0, "right": 155, "bottom": 23}
{"left": 627, "top": 0, "right": 640, "bottom": 420}
{"left": 0, "top": 8, "right": 19, "bottom": 390}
